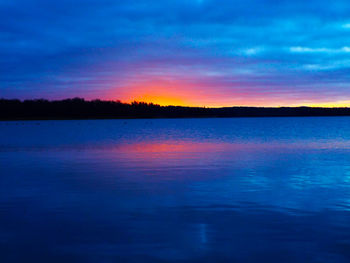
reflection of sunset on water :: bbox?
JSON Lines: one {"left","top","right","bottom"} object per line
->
{"left": 116, "top": 139, "right": 350, "bottom": 155}
{"left": 121, "top": 141, "right": 231, "bottom": 153}
{"left": 3, "top": 118, "right": 350, "bottom": 262}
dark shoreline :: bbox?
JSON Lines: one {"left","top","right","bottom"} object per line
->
{"left": 3, "top": 115, "right": 350, "bottom": 122}
{"left": 2, "top": 98, "right": 350, "bottom": 120}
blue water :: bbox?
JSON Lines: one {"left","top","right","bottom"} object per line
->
{"left": 1, "top": 117, "right": 350, "bottom": 262}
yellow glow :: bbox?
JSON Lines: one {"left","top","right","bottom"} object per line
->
{"left": 131, "top": 93, "right": 188, "bottom": 106}
{"left": 118, "top": 81, "right": 198, "bottom": 106}
{"left": 305, "top": 100, "right": 350, "bottom": 108}
{"left": 113, "top": 79, "right": 350, "bottom": 108}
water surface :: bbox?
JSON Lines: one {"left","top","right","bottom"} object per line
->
{"left": 1, "top": 117, "right": 350, "bottom": 262}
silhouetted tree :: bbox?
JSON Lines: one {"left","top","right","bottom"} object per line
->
{"left": 1, "top": 98, "right": 350, "bottom": 120}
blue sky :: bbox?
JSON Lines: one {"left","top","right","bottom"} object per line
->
{"left": 2, "top": 0, "right": 350, "bottom": 106}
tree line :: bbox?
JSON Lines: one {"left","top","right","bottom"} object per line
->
{"left": 1, "top": 98, "right": 350, "bottom": 120}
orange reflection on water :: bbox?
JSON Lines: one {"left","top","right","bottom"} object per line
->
{"left": 89, "top": 139, "right": 350, "bottom": 185}
{"left": 125, "top": 141, "right": 194, "bottom": 153}
{"left": 114, "top": 139, "right": 350, "bottom": 157}
{"left": 120, "top": 141, "right": 241, "bottom": 154}
{"left": 111, "top": 141, "right": 237, "bottom": 170}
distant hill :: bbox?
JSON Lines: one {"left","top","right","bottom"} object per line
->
{"left": 1, "top": 98, "right": 350, "bottom": 120}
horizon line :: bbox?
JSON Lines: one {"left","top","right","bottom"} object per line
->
{"left": 2, "top": 97, "right": 350, "bottom": 109}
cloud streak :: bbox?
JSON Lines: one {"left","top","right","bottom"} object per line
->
{"left": 1, "top": 0, "right": 350, "bottom": 106}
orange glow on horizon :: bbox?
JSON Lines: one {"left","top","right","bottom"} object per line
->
{"left": 111, "top": 79, "right": 350, "bottom": 108}
{"left": 116, "top": 80, "right": 201, "bottom": 106}
{"left": 130, "top": 92, "right": 189, "bottom": 106}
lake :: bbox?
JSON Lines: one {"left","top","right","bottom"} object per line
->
{"left": 1, "top": 117, "right": 350, "bottom": 262}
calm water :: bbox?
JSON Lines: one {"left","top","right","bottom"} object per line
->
{"left": 1, "top": 117, "right": 350, "bottom": 262}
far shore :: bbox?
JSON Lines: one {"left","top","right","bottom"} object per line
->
{"left": 1, "top": 98, "right": 350, "bottom": 120}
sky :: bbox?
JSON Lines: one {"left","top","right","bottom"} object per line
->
{"left": 1, "top": 0, "right": 350, "bottom": 107}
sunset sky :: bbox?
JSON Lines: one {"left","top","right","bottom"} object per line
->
{"left": 2, "top": 0, "right": 350, "bottom": 107}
